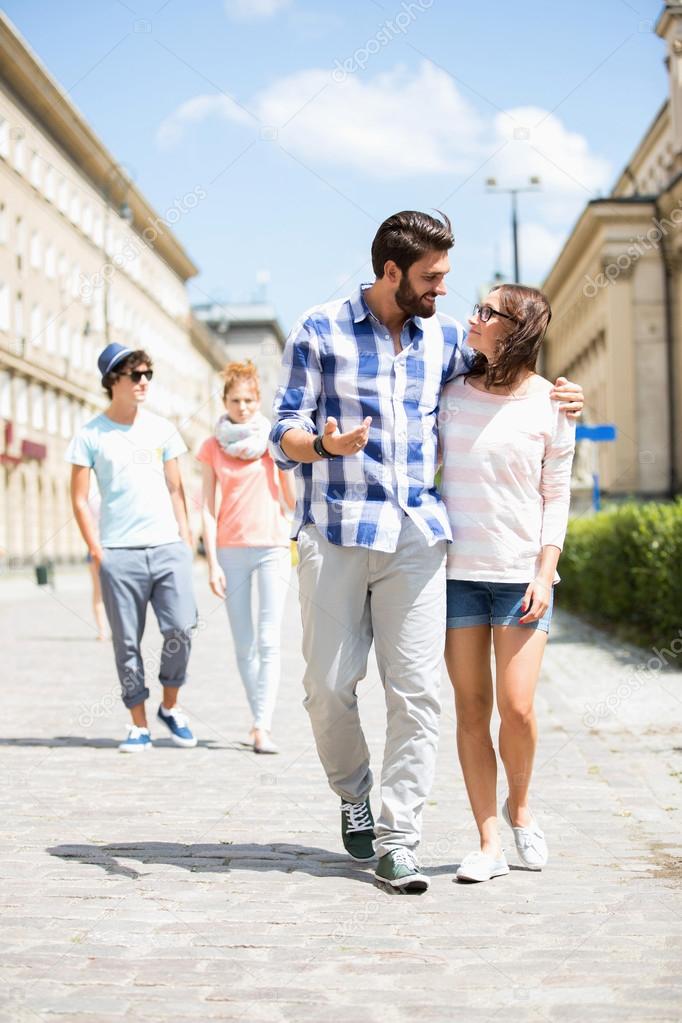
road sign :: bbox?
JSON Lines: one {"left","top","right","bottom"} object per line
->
{"left": 576, "top": 424, "right": 617, "bottom": 442}
{"left": 575, "top": 424, "right": 618, "bottom": 511}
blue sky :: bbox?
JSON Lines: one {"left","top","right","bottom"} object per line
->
{"left": 3, "top": 0, "right": 666, "bottom": 331}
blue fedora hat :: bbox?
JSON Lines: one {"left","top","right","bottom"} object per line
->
{"left": 97, "top": 342, "right": 133, "bottom": 380}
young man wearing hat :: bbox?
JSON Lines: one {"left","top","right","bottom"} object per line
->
{"left": 66, "top": 343, "right": 199, "bottom": 752}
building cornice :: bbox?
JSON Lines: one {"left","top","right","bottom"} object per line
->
{"left": 0, "top": 13, "right": 198, "bottom": 283}
{"left": 543, "top": 198, "right": 657, "bottom": 296}
{"left": 611, "top": 100, "right": 669, "bottom": 196}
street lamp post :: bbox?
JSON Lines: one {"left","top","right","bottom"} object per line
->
{"left": 485, "top": 177, "right": 541, "bottom": 282}
{"left": 101, "top": 164, "right": 134, "bottom": 343}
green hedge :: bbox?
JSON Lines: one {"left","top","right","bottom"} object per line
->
{"left": 559, "top": 499, "right": 682, "bottom": 648}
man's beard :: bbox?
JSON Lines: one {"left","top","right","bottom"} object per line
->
{"left": 395, "top": 274, "right": 438, "bottom": 318}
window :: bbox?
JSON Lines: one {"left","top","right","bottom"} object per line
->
{"left": 71, "top": 262, "right": 81, "bottom": 300}
{"left": 45, "top": 313, "right": 56, "bottom": 353}
{"left": 13, "top": 134, "right": 25, "bottom": 174}
{"left": 58, "top": 177, "right": 69, "bottom": 214}
{"left": 92, "top": 288, "right": 104, "bottom": 332}
{"left": 0, "top": 282, "right": 9, "bottom": 332}
{"left": 0, "top": 371, "right": 10, "bottom": 418}
{"left": 30, "top": 304, "right": 42, "bottom": 345}
{"left": 82, "top": 204, "right": 93, "bottom": 236}
{"left": 0, "top": 118, "right": 8, "bottom": 159}
{"left": 14, "top": 292, "right": 24, "bottom": 343}
{"left": 15, "top": 217, "right": 25, "bottom": 271}
{"left": 69, "top": 191, "right": 80, "bottom": 226}
{"left": 45, "top": 243, "right": 56, "bottom": 279}
{"left": 31, "top": 383, "right": 44, "bottom": 430}
{"left": 59, "top": 321, "right": 69, "bottom": 358}
{"left": 71, "top": 329, "right": 82, "bottom": 368}
{"left": 30, "top": 151, "right": 42, "bottom": 190}
{"left": 82, "top": 334, "right": 93, "bottom": 370}
{"left": 29, "top": 231, "right": 42, "bottom": 270}
{"left": 46, "top": 390, "right": 57, "bottom": 435}
{"left": 44, "top": 165, "right": 56, "bottom": 202}
{"left": 0, "top": 203, "right": 6, "bottom": 245}
{"left": 16, "top": 378, "right": 28, "bottom": 424}
{"left": 60, "top": 395, "right": 71, "bottom": 438}
{"left": 93, "top": 214, "right": 103, "bottom": 247}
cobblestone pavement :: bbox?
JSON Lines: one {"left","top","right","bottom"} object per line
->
{"left": 1, "top": 563, "right": 681, "bottom": 1023}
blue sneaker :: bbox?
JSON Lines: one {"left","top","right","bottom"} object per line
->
{"left": 118, "top": 726, "right": 153, "bottom": 753}
{"left": 156, "top": 705, "right": 197, "bottom": 748}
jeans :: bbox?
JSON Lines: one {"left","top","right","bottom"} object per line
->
{"left": 446, "top": 578, "right": 554, "bottom": 633}
{"left": 98, "top": 541, "right": 198, "bottom": 708}
{"left": 217, "top": 546, "right": 291, "bottom": 731}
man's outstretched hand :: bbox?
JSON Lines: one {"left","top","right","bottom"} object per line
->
{"left": 550, "top": 376, "right": 583, "bottom": 419}
{"left": 321, "top": 416, "right": 372, "bottom": 456}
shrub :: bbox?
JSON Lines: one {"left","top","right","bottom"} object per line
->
{"left": 559, "top": 498, "right": 682, "bottom": 648}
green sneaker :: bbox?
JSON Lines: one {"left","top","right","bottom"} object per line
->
{"left": 341, "top": 799, "right": 376, "bottom": 861}
{"left": 374, "top": 849, "right": 430, "bottom": 893}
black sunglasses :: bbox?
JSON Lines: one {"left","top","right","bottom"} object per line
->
{"left": 120, "top": 370, "right": 153, "bottom": 383}
{"left": 472, "top": 303, "right": 517, "bottom": 324}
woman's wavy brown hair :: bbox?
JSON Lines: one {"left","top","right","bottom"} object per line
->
{"left": 466, "top": 284, "right": 552, "bottom": 390}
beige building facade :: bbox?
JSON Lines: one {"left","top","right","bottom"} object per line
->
{"left": 192, "top": 301, "right": 286, "bottom": 418}
{"left": 0, "top": 14, "right": 222, "bottom": 569}
{"left": 543, "top": 2, "right": 682, "bottom": 500}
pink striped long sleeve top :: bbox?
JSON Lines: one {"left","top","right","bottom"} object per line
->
{"left": 438, "top": 375, "right": 576, "bottom": 584}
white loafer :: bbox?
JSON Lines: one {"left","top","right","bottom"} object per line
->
{"left": 502, "top": 798, "right": 548, "bottom": 870}
{"left": 455, "top": 850, "right": 510, "bottom": 883}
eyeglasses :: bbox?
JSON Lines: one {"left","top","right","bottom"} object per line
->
{"left": 472, "top": 303, "right": 517, "bottom": 324}
{"left": 120, "top": 370, "right": 153, "bottom": 383}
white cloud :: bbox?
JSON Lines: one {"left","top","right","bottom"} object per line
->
{"left": 489, "top": 106, "right": 612, "bottom": 195}
{"left": 156, "top": 94, "right": 250, "bottom": 149}
{"left": 156, "top": 62, "right": 611, "bottom": 191}
{"left": 224, "top": 0, "right": 291, "bottom": 20}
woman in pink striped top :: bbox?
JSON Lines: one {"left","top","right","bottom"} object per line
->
{"left": 438, "top": 284, "right": 576, "bottom": 884}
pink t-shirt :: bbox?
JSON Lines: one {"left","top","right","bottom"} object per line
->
{"left": 197, "top": 436, "right": 290, "bottom": 549}
{"left": 439, "top": 375, "right": 576, "bottom": 583}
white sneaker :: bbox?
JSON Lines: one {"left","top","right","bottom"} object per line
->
{"left": 502, "top": 798, "right": 548, "bottom": 870}
{"left": 118, "top": 726, "right": 153, "bottom": 753}
{"left": 455, "top": 850, "right": 510, "bottom": 883}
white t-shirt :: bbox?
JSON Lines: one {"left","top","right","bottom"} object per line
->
{"left": 439, "top": 376, "right": 576, "bottom": 583}
{"left": 65, "top": 410, "right": 187, "bottom": 548}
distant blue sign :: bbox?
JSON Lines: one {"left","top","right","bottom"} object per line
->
{"left": 576, "top": 424, "right": 617, "bottom": 442}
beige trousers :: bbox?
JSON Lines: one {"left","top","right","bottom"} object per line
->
{"left": 296, "top": 516, "right": 446, "bottom": 857}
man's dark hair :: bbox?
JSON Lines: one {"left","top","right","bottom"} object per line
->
{"left": 371, "top": 210, "right": 454, "bottom": 278}
{"left": 102, "top": 349, "right": 153, "bottom": 399}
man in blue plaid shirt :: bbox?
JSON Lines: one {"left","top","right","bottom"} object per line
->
{"left": 270, "top": 211, "right": 583, "bottom": 892}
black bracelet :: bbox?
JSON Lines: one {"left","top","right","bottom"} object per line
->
{"left": 313, "top": 434, "right": 337, "bottom": 459}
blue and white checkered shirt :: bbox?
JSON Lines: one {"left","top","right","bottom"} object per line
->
{"left": 270, "top": 284, "right": 473, "bottom": 553}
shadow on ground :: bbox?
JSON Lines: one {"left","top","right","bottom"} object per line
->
{"left": 47, "top": 841, "right": 379, "bottom": 886}
{"left": 0, "top": 736, "right": 230, "bottom": 749}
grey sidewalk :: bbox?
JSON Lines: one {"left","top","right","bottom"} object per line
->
{"left": 1, "top": 564, "right": 681, "bottom": 1023}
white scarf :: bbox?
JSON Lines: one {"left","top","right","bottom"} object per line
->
{"left": 215, "top": 411, "right": 271, "bottom": 460}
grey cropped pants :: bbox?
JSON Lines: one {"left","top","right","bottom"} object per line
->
{"left": 99, "top": 541, "right": 198, "bottom": 709}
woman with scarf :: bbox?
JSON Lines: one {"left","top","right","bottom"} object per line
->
{"left": 198, "top": 361, "right": 294, "bottom": 754}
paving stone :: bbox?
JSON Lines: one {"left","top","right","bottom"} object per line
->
{"left": 1, "top": 571, "right": 681, "bottom": 1021}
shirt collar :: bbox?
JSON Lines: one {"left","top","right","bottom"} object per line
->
{"left": 349, "top": 283, "right": 425, "bottom": 338}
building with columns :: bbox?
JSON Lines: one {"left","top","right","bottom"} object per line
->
{"left": 192, "top": 301, "right": 286, "bottom": 417}
{"left": 542, "top": 2, "right": 682, "bottom": 500}
{"left": 0, "top": 13, "right": 223, "bottom": 569}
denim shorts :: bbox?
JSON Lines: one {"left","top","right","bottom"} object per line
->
{"left": 446, "top": 579, "right": 553, "bottom": 633}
